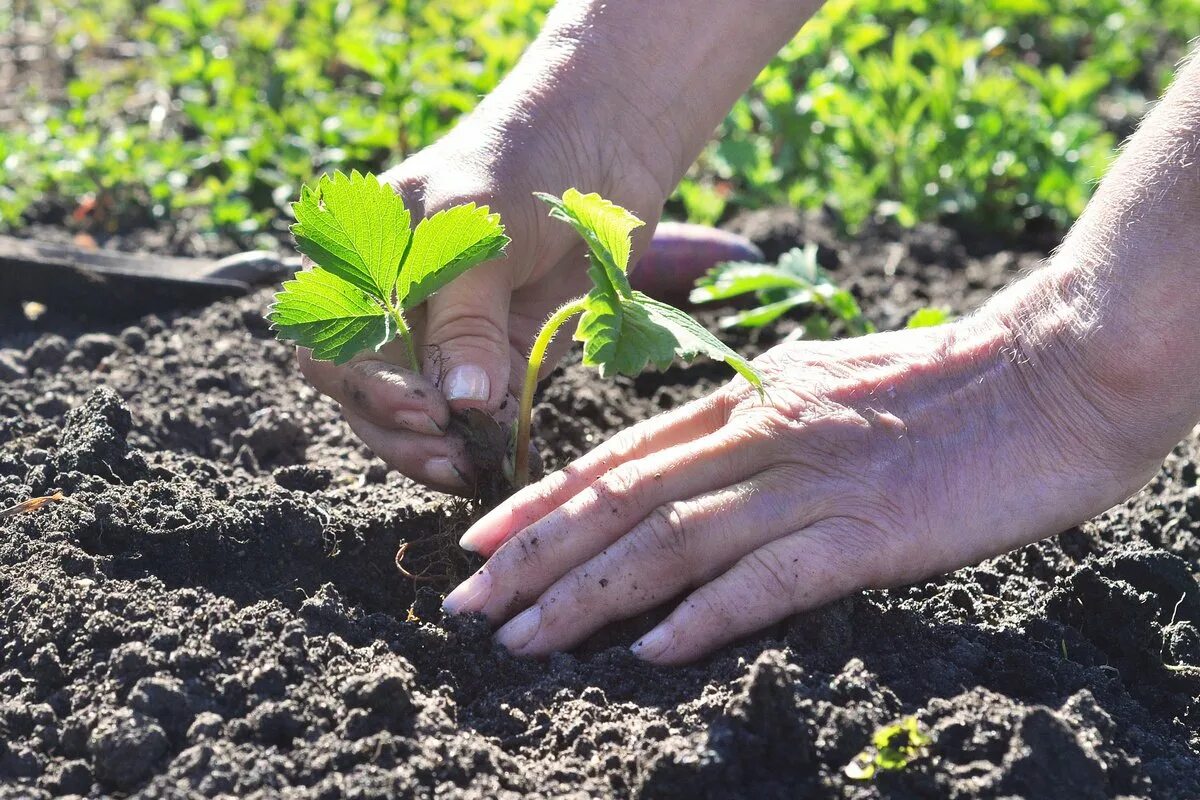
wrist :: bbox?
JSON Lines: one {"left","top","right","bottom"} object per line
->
{"left": 474, "top": 0, "right": 818, "bottom": 199}
{"left": 965, "top": 261, "right": 1171, "bottom": 477}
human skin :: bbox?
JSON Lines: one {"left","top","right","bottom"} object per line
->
{"left": 442, "top": 56, "right": 1200, "bottom": 664}
{"left": 295, "top": 0, "right": 821, "bottom": 492}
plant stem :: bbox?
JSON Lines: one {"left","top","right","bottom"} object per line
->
{"left": 384, "top": 300, "right": 420, "bottom": 370}
{"left": 514, "top": 297, "right": 588, "bottom": 488}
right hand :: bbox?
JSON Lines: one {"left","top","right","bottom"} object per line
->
{"left": 295, "top": 99, "right": 671, "bottom": 494}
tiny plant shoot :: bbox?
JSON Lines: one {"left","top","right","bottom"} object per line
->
{"left": 905, "top": 306, "right": 953, "bottom": 328}
{"left": 690, "top": 243, "right": 873, "bottom": 338}
{"left": 844, "top": 717, "right": 932, "bottom": 780}
{"left": 513, "top": 189, "right": 765, "bottom": 488}
{"left": 268, "top": 170, "right": 510, "bottom": 367}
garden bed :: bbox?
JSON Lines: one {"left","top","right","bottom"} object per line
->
{"left": 1, "top": 211, "right": 1198, "bottom": 798}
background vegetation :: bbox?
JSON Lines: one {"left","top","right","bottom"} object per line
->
{"left": 1, "top": 0, "right": 1196, "bottom": 248}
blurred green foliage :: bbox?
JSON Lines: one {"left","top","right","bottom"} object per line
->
{"left": 682, "top": 0, "right": 1199, "bottom": 231}
{"left": 1, "top": 0, "right": 1197, "bottom": 243}
{"left": 1, "top": 0, "right": 548, "bottom": 244}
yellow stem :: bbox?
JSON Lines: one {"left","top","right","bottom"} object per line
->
{"left": 514, "top": 297, "right": 588, "bottom": 488}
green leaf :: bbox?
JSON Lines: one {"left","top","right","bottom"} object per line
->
{"left": 824, "top": 287, "right": 871, "bottom": 330}
{"left": 718, "top": 293, "right": 810, "bottom": 329}
{"left": 273, "top": 171, "right": 509, "bottom": 365}
{"left": 905, "top": 307, "right": 953, "bottom": 328}
{"left": 844, "top": 717, "right": 931, "bottom": 782}
{"left": 399, "top": 202, "right": 509, "bottom": 309}
{"left": 290, "top": 170, "right": 411, "bottom": 299}
{"left": 576, "top": 284, "right": 762, "bottom": 394}
{"left": 692, "top": 242, "right": 872, "bottom": 337}
{"left": 636, "top": 293, "right": 763, "bottom": 392}
{"left": 268, "top": 267, "right": 392, "bottom": 364}
{"left": 535, "top": 188, "right": 643, "bottom": 290}
{"left": 775, "top": 245, "right": 826, "bottom": 284}
{"left": 691, "top": 262, "right": 808, "bottom": 304}
{"left": 539, "top": 189, "right": 765, "bottom": 396}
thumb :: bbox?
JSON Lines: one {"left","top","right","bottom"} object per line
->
{"left": 422, "top": 262, "right": 514, "bottom": 413}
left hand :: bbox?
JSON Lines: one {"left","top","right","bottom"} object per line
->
{"left": 442, "top": 318, "right": 1161, "bottom": 664}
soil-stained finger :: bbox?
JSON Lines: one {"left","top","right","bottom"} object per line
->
{"left": 447, "top": 426, "right": 770, "bottom": 623}
{"left": 299, "top": 349, "right": 450, "bottom": 436}
{"left": 459, "top": 394, "right": 728, "bottom": 555}
{"left": 489, "top": 472, "right": 816, "bottom": 657}
{"left": 631, "top": 518, "right": 884, "bottom": 665}
{"left": 341, "top": 409, "right": 473, "bottom": 495}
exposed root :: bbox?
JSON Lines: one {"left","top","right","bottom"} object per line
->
{"left": 393, "top": 498, "right": 481, "bottom": 588}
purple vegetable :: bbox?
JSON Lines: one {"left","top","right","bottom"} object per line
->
{"left": 630, "top": 222, "right": 763, "bottom": 306}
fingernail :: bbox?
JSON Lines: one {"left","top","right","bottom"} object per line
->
{"left": 395, "top": 410, "right": 444, "bottom": 436}
{"left": 458, "top": 520, "right": 492, "bottom": 553}
{"left": 445, "top": 364, "right": 490, "bottom": 404}
{"left": 424, "top": 457, "right": 467, "bottom": 489}
{"left": 496, "top": 605, "right": 541, "bottom": 653}
{"left": 631, "top": 625, "right": 674, "bottom": 661}
{"left": 442, "top": 569, "right": 492, "bottom": 614}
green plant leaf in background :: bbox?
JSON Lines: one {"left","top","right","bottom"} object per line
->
{"left": 844, "top": 717, "right": 932, "bottom": 781}
{"left": 905, "top": 306, "right": 953, "bottom": 328}
{"left": 269, "top": 170, "right": 508, "bottom": 365}
{"left": 691, "top": 244, "right": 873, "bottom": 336}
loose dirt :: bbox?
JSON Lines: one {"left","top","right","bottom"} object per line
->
{"left": 1, "top": 210, "right": 1197, "bottom": 798}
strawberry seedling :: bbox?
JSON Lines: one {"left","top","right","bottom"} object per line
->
{"left": 512, "top": 189, "right": 764, "bottom": 487}
{"left": 268, "top": 170, "right": 509, "bottom": 367}
{"left": 267, "top": 178, "right": 760, "bottom": 494}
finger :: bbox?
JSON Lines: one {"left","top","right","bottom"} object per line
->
{"left": 444, "top": 425, "right": 770, "bottom": 620}
{"left": 631, "top": 517, "right": 884, "bottom": 665}
{"left": 374, "top": 167, "right": 515, "bottom": 415}
{"left": 486, "top": 469, "right": 818, "bottom": 657}
{"left": 298, "top": 349, "right": 449, "bottom": 436}
{"left": 458, "top": 394, "right": 728, "bottom": 554}
{"left": 421, "top": 262, "right": 515, "bottom": 414}
{"left": 341, "top": 408, "right": 473, "bottom": 495}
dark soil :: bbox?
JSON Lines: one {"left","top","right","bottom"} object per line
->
{"left": 1, "top": 210, "right": 1198, "bottom": 799}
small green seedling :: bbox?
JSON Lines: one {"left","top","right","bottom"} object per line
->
{"left": 904, "top": 306, "right": 953, "bottom": 329}
{"left": 267, "top": 177, "right": 759, "bottom": 493}
{"left": 268, "top": 170, "right": 509, "bottom": 367}
{"left": 844, "top": 717, "right": 932, "bottom": 780}
{"left": 690, "top": 243, "right": 873, "bottom": 338}
{"left": 513, "top": 189, "right": 764, "bottom": 487}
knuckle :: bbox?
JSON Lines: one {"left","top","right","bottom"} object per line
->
{"left": 744, "top": 548, "right": 797, "bottom": 602}
{"left": 738, "top": 405, "right": 801, "bottom": 440}
{"left": 683, "top": 584, "right": 737, "bottom": 631}
{"left": 348, "top": 363, "right": 397, "bottom": 412}
{"left": 594, "top": 464, "right": 644, "bottom": 506}
{"left": 639, "top": 503, "right": 690, "bottom": 562}
{"left": 493, "top": 529, "right": 547, "bottom": 579}
{"left": 807, "top": 518, "right": 893, "bottom": 591}
{"left": 606, "top": 424, "right": 653, "bottom": 464}
{"left": 426, "top": 309, "right": 509, "bottom": 354}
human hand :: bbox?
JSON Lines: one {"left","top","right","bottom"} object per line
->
{"left": 442, "top": 318, "right": 1161, "bottom": 664}
{"left": 295, "top": 98, "right": 669, "bottom": 494}
{"left": 292, "top": 0, "right": 826, "bottom": 495}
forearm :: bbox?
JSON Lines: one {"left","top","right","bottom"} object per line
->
{"left": 974, "top": 52, "right": 1200, "bottom": 462}
{"left": 468, "top": 0, "right": 822, "bottom": 197}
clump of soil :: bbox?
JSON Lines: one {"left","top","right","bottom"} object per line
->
{"left": 1, "top": 211, "right": 1197, "bottom": 798}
